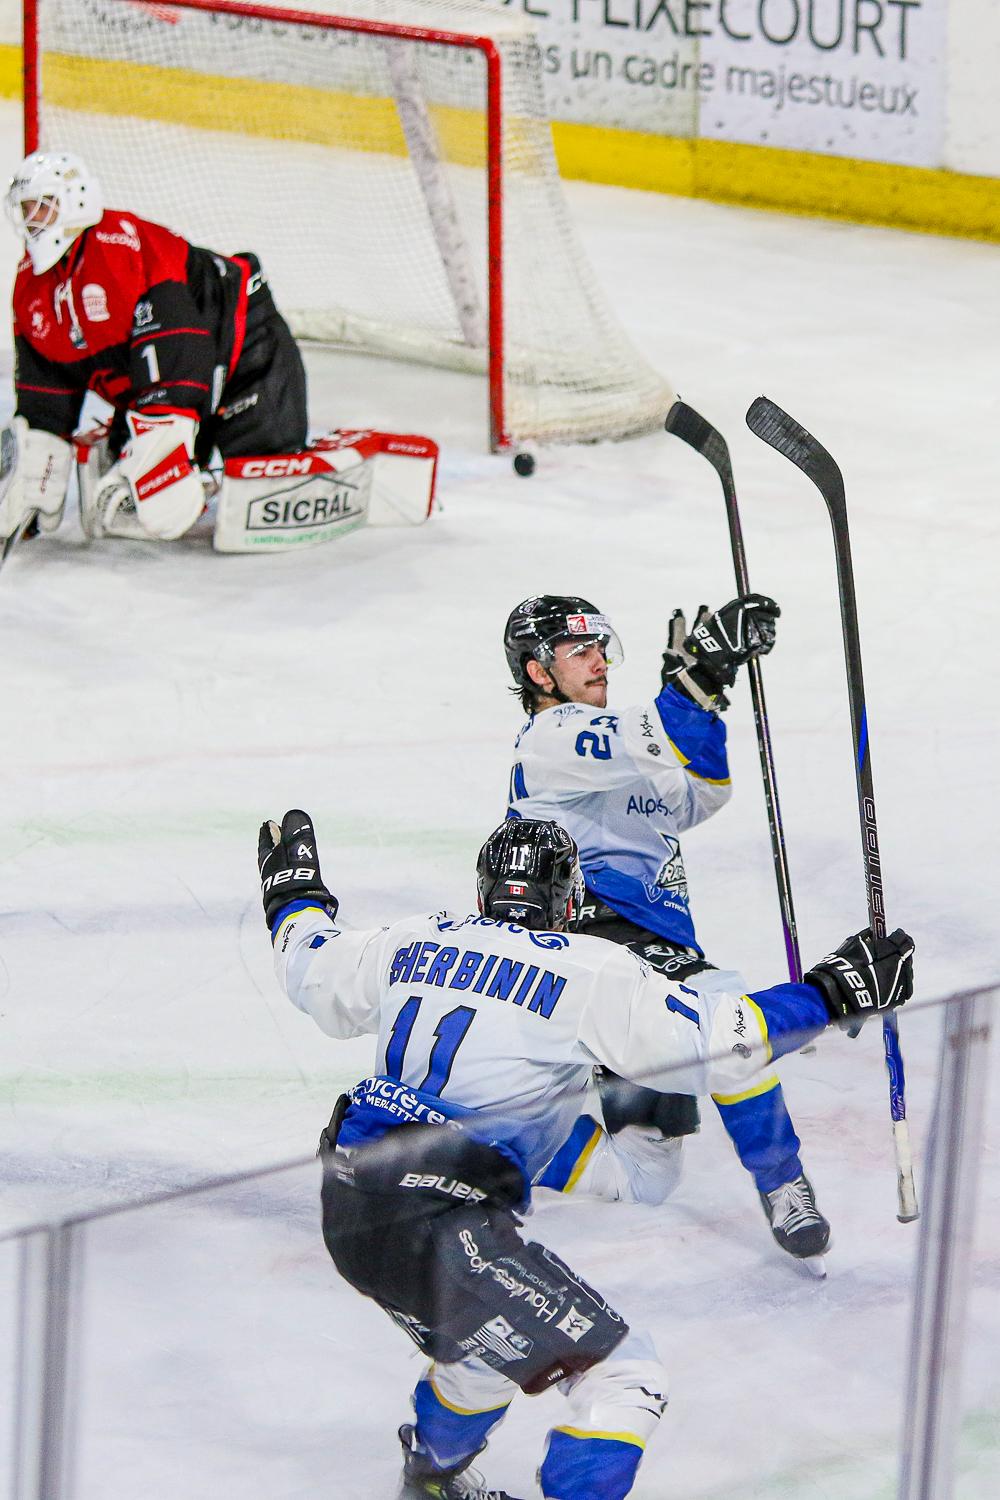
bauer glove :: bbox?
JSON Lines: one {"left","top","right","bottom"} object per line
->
{"left": 661, "top": 594, "right": 780, "bottom": 712}
{"left": 805, "top": 927, "right": 915, "bottom": 1026}
{"left": 258, "top": 809, "right": 339, "bottom": 932}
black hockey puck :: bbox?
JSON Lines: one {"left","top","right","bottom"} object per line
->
{"left": 513, "top": 451, "right": 536, "bottom": 477}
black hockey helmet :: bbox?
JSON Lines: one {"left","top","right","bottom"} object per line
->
{"left": 503, "top": 595, "right": 623, "bottom": 691}
{"left": 476, "top": 818, "right": 584, "bottom": 932}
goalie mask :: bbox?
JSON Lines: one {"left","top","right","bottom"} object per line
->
{"left": 504, "top": 594, "right": 623, "bottom": 694}
{"left": 476, "top": 819, "right": 584, "bottom": 932}
{"left": 5, "top": 151, "right": 103, "bottom": 274}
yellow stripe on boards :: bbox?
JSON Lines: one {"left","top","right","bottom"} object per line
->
{"left": 1, "top": 43, "right": 997, "bottom": 242}
{"left": 552, "top": 118, "right": 1000, "bottom": 244}
{"left": 0, "top": 45, "right": 20, "bottom": 101}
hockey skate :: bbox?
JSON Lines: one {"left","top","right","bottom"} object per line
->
{"left": 398, "top": 1424, "right": 523, "bottom": 1500}
{"left": 759, "top": 1174, "right": 830, "bottom": 1276}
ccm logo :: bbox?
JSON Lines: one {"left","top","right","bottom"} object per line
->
{"left": 239, "top": 457, "right": 317, "bottom": 478}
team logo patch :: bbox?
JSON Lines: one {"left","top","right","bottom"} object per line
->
{"left": 654, "top": 835, "right": 687, "bottom": 898}
{"left": 82, "top": 283, "right": 109, "bottom": 322}
{"left": 555, "top": 1305, "right": 594, "bottom": 1342}
{"left": 97, "top": 218, "right": 141, "bottom": 252}
{"left": 133, "top": 300, "right": 154, "bottom": 329}
{"left": 29, "top": 302, "right": 50, "bottom": 338}
{"left": 565, "top": 612, "right": 610, "bottom": 637}
{"left": 473, "top": 1316, "right": 534, "bottom": 1362}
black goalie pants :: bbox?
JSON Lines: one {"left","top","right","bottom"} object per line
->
{"left": 204, "top": 254, "right": 308, "bottom": 461}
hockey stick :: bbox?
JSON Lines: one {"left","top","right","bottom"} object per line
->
{"left": 745, "top": 395, "right": 918, "bottom": 1223}
{"left": 664, "top": 401, "right": 803, "bottom": 985}
{"left": 0, "top": 511, "right": 38, "bottom": 574}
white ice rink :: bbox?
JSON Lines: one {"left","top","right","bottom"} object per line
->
{"left": 1, "top": 97, "right": 999, "bottom": 1497}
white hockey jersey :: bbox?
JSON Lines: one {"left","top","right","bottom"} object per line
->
{"left": 506, "top": 686, "right": 732, "bottom": 948}
{"left": 273, "top": 903, "right": 827, "bottom": 1185}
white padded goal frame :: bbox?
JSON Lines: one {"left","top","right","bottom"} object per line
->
{"left": 22, "top": 0, "right": 674, "bottom": 451}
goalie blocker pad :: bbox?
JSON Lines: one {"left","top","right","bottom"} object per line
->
{"left": 212, "top": 430, "right": 438, "bottom": 554}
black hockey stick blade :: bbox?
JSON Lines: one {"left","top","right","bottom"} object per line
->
{"left": 665, "top": 400, "right": 734, "bottom": 486}
{"left": 745, "top": 397, "right": 846, "bottom": 521}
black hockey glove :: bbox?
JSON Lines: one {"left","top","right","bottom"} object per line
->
{"left": 660, "top": 606, "right": 720, "bottom": 708}
{"left": 805, "top": 927, "right": 915, "bottom": 1026}
{"left": 660, "top": 595, "right": 779, "bottom": 712}
{"left": 257, "top": 808, "right": 339, "bottom": 931}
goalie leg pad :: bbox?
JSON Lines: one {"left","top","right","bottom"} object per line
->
{"left": 213, "top": 450, "right": 372, "bottom": 553}
{"left": 1, "top": 417, "right": 72, "bottom": 539}
{"left": 212, "top": 430, "right": 438, "bottom": 550}
{"left": 79, "top": 412, "right": 205, "bottom": 541}
{"left": 76, "top": 426, "right": 119, "bottom": 540}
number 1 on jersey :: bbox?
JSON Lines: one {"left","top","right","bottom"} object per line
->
{"left": 141, "top": 342, "right": 160, "bottom": 383}
{"left": 384, "top": 996, "right": 476, "bottom": 1098}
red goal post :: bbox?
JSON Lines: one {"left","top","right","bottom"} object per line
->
{"left": 21, "top": 0, "right": 674, "bottom": 451}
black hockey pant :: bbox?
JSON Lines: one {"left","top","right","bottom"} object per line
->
{"left": 320, "top": 1126, "right": 628, "bottom": 1396}
{"left": 200, "top": 253, "right": 308, "bottom": 461}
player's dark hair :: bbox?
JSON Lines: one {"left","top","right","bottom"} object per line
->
{"left": 510, "top": 681, "right": 540, "bottom": 715}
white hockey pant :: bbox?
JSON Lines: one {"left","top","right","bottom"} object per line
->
{"left": 410, "top": 1332, "right": 667, "bottom": 1499}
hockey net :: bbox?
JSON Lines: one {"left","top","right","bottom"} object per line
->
{"left": 23, "top": 0, "right": 675, "bottom": 450}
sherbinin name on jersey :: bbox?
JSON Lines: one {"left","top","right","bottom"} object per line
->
{"left": 246, "top": 473, "right": 365, "bottom": 532}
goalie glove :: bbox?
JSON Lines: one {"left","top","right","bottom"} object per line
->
{"left": 661, "top": 594, "right": 780, "bottom": 712}
{"left": 805, "top": 927, "right": 915, "bottom": 1026}
{"left": 258, "top": 809, "right": 340, "bottom": 933}
{"left": 0, "top": 416, "right": 72, "bottom": 540}
{"left": 85, "top": 410, "right": 205, "bottom": 541}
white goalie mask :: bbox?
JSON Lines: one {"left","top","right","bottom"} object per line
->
{"left": 5, "top": 151, "right": 103, "bottom": 274}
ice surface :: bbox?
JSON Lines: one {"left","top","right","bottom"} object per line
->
{"left": 1, "top": 97, "right": 999, "bottom": 1496}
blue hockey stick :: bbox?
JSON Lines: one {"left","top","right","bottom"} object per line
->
{"left": 746, "top": 396, "right": 918, "bottom": 1223}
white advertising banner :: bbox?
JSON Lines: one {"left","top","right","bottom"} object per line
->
{"left": 484, "top": 1, "right": 949, "bottom": 167}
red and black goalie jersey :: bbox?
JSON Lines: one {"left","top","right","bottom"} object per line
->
{"left": 12, "top": 208, "right": 257, "bottom": 440}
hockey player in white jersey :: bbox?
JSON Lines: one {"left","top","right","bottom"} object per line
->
{"left": 259, "top": 810, "right": 914, "bottom": 1500}
{"left": 503, "top": 595, "right": 831, "bottom": 1263}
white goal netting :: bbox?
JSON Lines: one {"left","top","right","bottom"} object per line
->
{"left": 29, "top": 0, "right": 675, "bottom": 448}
